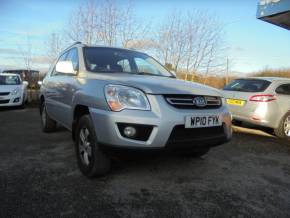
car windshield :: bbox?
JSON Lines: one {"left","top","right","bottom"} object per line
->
{"left": 83, "top": 47, "right": 174, "bottom": 78}
{"left": 223, "top": 79, "right": 271, "bottom": 92}
{"left": 0, "top": 75, "right": 21, "bottom": 85}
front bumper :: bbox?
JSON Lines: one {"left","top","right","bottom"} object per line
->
{"left": 89, "top": 95, "right": 232, "bottom": 149}
{"left": 0, "top": 95, "right": 23, "bottom": 107}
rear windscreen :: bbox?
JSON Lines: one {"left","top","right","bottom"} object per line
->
{"left": 223, "top": 79, "right": 271, "bottom": 92}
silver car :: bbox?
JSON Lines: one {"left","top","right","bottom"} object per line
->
{"left": 40, "top": 42, "right": 232, "bottom": 177}
{"left": 223, "top": 77, "right": 290, "bottom": 140}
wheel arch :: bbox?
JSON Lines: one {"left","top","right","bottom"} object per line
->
{"left": 72, "top": 104, "right": 90, "bottom": 141}
{"left": 275, "top": 109, "right": 290, "bottom": 129}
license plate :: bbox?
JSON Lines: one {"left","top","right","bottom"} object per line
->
{"left": 0, "top": 97, "right": 4, "bottom": 100}
{"left": 185, "top": 115, "right": 222, "bottom": 128}
{"left": 226, "top": 98, "right": 245, "bottom": 106}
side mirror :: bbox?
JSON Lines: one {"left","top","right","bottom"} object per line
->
{"left": 23, "top": 81, "right": 29, "bottom": 86}
{"left": 170, "top": 70, "right": 177, "bottom": 78}
{"left": 55, "top": 61, "right": 76, "bottom": 75}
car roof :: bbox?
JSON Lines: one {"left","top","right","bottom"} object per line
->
{"left": 79, "top": 43, "right": 142, "bottom": 52}
{"left": 2, "top": 69, "right": 39, "bottom": 72}
{"left": 0, "top": 73, "right": 20, "bottom": 77}
{"left": 61, "top": 42, "right": 146, "bottom": 56}
{"left": 84, "top": 45, "right": 139, "bottom": 52}
{"left": 238, "top": 77, "right": 290, "bottom": 82}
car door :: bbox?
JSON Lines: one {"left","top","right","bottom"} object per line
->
{"left": 50, "top": 48, "right": 79, "bottom": 128}
{"left": 44, "top": 52, "right": 68, "bottom": 121}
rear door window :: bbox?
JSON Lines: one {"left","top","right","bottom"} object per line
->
{"left": 276, "top": 84, "right": 290, "bottom": 95}
{"left": 223, "top": 79, "right": 271, "bottom": 92}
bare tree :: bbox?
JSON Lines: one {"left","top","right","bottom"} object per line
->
{"left": 156, "top": 11, "right": 224, "bottom": 77}
{"left": 54, "top": 0, "right": 225, "bottom": 79}
{"left": 66, "top": 0, "right": 149, "bottom": 48}
{"left": 98, "top": 0, "right": 121, "bottom": 46}
{"left": 18, "top": 35, "right": 33, "bottom": 71}
{"left": 118, "top": 1, "right": 150, "bottom": 49}
{"left": 125, "top": 39, "right": 158, "bottom": 51}
{"left": 67, "top": 0, "right": 99, "bottom": 45}
{"left": 156, "top": 11, "right": 186, "bottom": 71}
{"left": 46, "top": 32, "right": 65, "bottom": 63}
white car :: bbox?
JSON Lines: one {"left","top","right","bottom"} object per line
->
{"left": 0, "top": 73, "right": 28, "bottom": 108}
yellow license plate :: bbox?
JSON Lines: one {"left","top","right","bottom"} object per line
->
{"left": 226, "top": 99, "right": 245, "bottom": 106}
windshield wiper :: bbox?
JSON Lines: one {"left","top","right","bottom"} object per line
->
{"left": 135, "top": 72, "right": 174, "bottom": 78}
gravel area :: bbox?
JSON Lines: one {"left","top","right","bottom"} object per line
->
{"left": 1, "top": 108, "right": 290, "bottom": 218}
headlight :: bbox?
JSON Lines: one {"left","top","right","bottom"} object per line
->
{"left": 11, "top": 88, "right": 20, "bottom": 95}
{"left": 221, "top": 97, "right": 226, "bottom": 105}
{"left": 104, "top": 85, "right": 151, "bottom": 111}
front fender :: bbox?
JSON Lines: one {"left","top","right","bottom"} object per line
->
{"left": 71, "top": 79, "right": 110, "bottom": 116}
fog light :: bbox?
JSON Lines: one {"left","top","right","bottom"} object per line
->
{"left": 13, "top": 98, "right": 20, "bottom": 103}
{"left": 117, "top": 123, "right": 153, "bottom": 141}
{"left": 123, "top": 126, "right": 137, "bottom": 138}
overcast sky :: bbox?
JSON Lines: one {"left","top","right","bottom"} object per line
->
{"left": 0, "top": 0, "right": 289, "bottom": 73}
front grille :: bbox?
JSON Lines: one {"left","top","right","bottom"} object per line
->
{"left": 164, "top": 94, "right": 221, "bottom": 109}
{"left": 0, "top": 92, "right": 10, "bottom": 96}
{"left": 168, "top": 125, "right": 225, "bottom": 143}
{"left": 0, "top": 99, "right": 10, "bottom": 104}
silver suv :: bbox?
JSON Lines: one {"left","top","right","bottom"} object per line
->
{"left": 40, "top": 42, "right": 232, "bottom": 177}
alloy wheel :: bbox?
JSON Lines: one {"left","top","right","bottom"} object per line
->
{"left": 284, "top": 115, "right": 290, "bottom": 137}
{"left": 79, "top": 127, "right": 92, "bottom": 166}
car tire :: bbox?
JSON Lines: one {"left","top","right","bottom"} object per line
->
{"left": 179, "top": 147, "right": 210, "bottom": 158}
{"left": 19, "top": 97, "right": 26, "bottom": 109}
{"left": 75, "top": 115, "right": 111, "bottom": 178}
{"left": 40, "top": 102, "right": 57, "bottom": 132}
{"left": 274, "top": 112, "right": 290, "bottom": 140}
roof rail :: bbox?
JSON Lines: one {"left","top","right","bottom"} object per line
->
{"left": 71, "top": 41, "right": 82, "bottom": 46}
{"left": 62, "top": 41, "right": 83, "bottom": 52}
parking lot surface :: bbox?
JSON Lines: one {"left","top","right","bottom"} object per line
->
{"left": 1, "top": 108, "right": 290, "bottom": 218}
